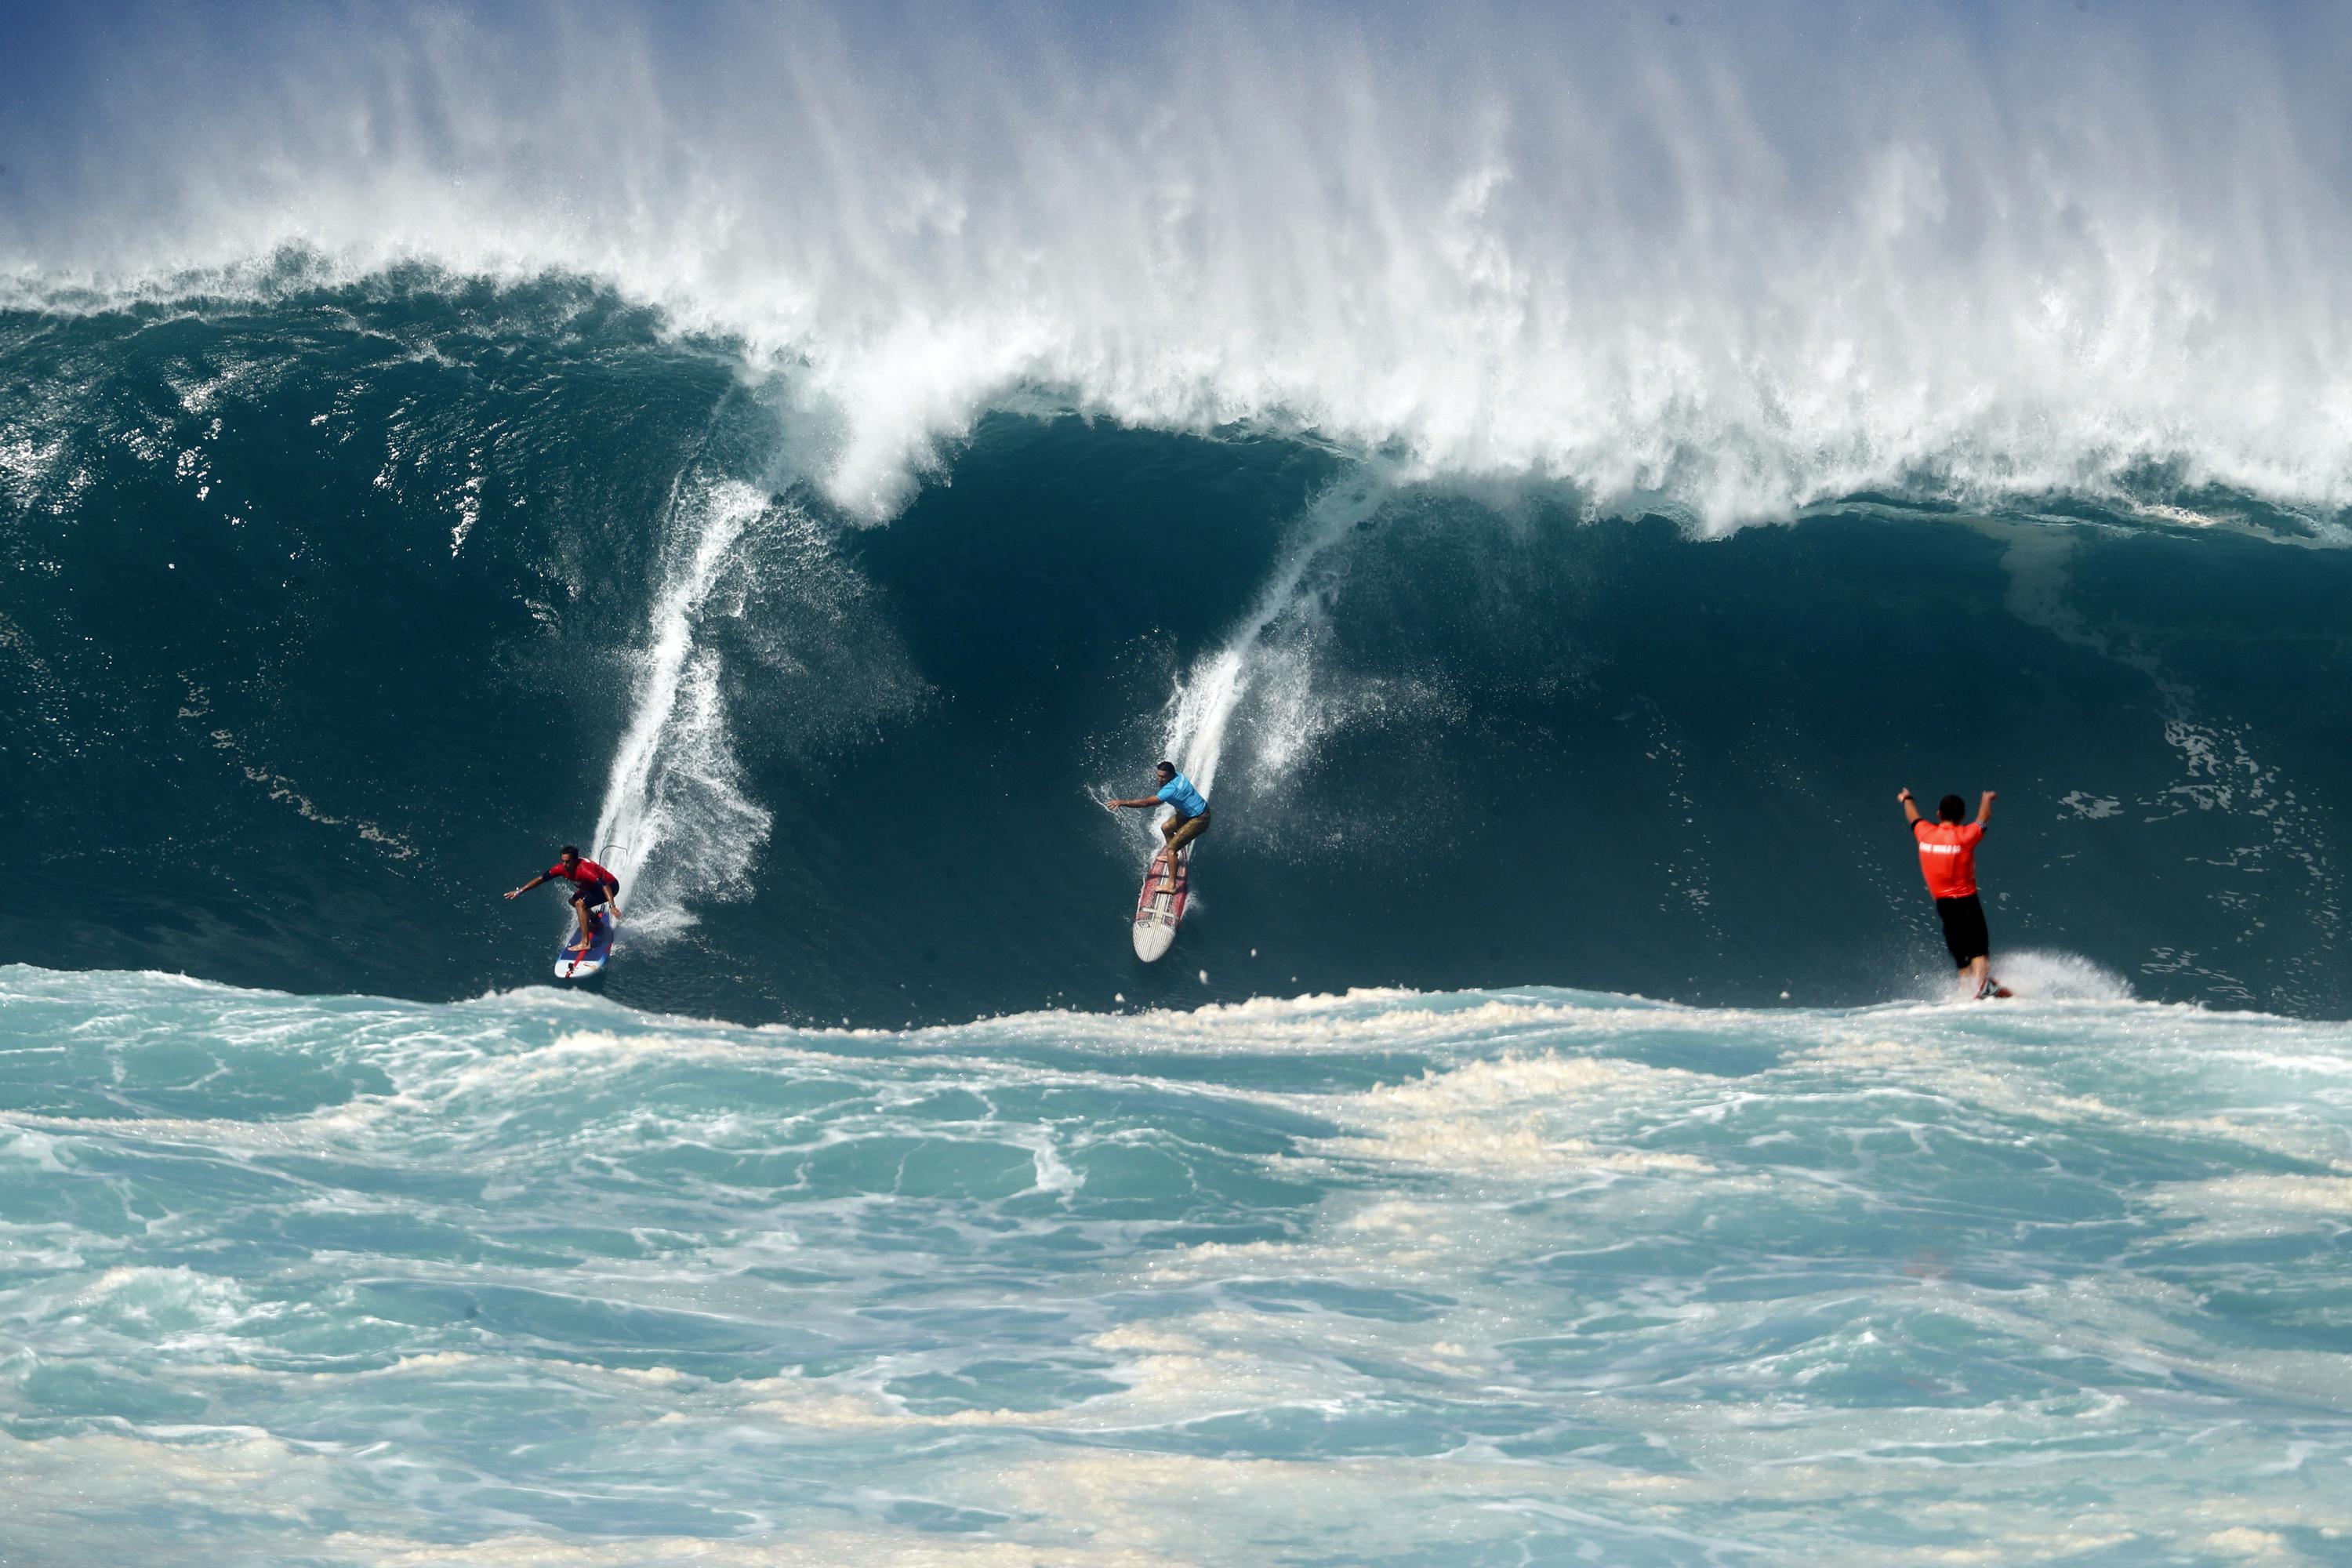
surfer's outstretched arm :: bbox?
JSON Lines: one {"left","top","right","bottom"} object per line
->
{"left": 1896, "top": 786, "right": 1925, "bottom": 826}
{"left": 1976, "top": 789, "right": 1996, "bottom": 824}
{"left": 505, "top": 873, "right": 549, "bottom": 901}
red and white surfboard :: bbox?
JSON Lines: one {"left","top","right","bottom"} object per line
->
{"left": 1131, "top": 847, "right": 1191, "bottom": 962}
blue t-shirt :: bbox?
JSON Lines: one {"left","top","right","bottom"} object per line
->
{"left": 1155, "top": 771, "right": 1209, "bottom": 818}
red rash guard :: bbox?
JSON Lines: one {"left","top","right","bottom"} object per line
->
{"left": 1911, "top": 821, "right": 1984, "bottom": 900}
{"left": 549, "top": 858, "right": 615, "bottom": 890}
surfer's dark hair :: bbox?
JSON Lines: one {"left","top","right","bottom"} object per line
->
{"left": 1937, "top": 795, "right": 1966, "bottom": 823}
{"left": 561, "top": 844, "right": 580, "bottom": 857}
{"left": 1156, "top": 760, "right": 1175, "bottom": 774}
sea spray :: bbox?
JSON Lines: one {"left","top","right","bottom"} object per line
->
{"left": 589, "top": 476, "right": 773, "bottom": 940}
{"left": 9, "top": 5, "right": 2352, "bottom": 527}
{"left": 1156, "top": 469, "right": 1396, "bottom": 811}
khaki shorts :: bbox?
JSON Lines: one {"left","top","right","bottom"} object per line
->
{"left": 1163, "top": 809, "right": 1210, "bottom": 856}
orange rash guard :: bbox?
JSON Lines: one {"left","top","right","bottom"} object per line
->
{"left": 1912, "top": 820, "right": 1984, "bottom": 899}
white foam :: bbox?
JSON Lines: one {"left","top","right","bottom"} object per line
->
{"left": 1361, "top": 1050, "right": 1658, "bottom": 1112}
{"left": 2154, "top": 1174, "right": 2352, "bottom": 1224}
{"left": 1333, "top": 1051, "right": 1708, "bottom": 1176}
{"left": 317, "top": 1528, "right": 1189, "bottom": 1567}
{"left": 1895, "top": 948, "right": 2136, "bottom": 1005}
{"left": 10, "top": 963, "right": 2352, "bottom": 1565}
{"left": 11, "top": 7, "right": 2350, "bottom": 528}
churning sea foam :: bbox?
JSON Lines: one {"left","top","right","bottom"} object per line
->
{"left": 7, "top": 965, "right": 2351, "bottom": 1563}
{"left": 5, "top": 2, "right": 2351, "bottom": 528}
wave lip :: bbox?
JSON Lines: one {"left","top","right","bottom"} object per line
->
{"left": 9, "top": 4, "right": 2352, "bottom": 526}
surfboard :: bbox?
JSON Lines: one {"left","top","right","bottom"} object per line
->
{"left": 555, "top": 908, "right": 619, "bottom": 980}
{"left": 1131, "top": 846, "right": 1190, "bottom": 962}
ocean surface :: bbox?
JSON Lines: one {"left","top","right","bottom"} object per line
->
{"left": 6, "top": 3, "right": 2352, "bottom": 1563}
{"left": 5, "top": 968, "right": 2352, "bottom": 1567}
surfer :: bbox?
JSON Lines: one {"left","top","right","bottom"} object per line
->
{"left": 1897, "top": 788, "right": 2005, "bottom": 999}
{"left": 1106, "top": 762, "right": 1211, "bottom": 891}
{"left": 506, "top": 846, "right": 621, "bottom": 956}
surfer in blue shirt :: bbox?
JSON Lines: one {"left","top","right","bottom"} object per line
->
{"left": 1106, "top": 761, "right": 1212, "bottom": 891}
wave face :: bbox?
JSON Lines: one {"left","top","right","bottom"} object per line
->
{"left": 4, "top": 280, "right": 2350, "bottom": 1020}
{"left": 7, "top": 2, "right": 2352, "bottom": 524}
{"left": 5, "top": 967, "right": 2351, "bottom": 1565}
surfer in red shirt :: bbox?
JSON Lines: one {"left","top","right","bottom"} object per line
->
{"left": 506, "top": 846, "right": 622, "bottom": 957}
{"left": 1898, "top": 788, "right": 2007, "bottom": 999}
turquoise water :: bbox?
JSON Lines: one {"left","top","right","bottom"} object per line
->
{"left": 6, "top": 962, "right": 2350, "bottom": 1565}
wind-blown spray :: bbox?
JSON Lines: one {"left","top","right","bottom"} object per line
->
{"left": 8, "top": 2, "right": 2350, "bottom": 529}
{"left": 589, "top": 477, "right": 773, "bottom": 938}
{"left": 1159, "top": 470, "right": 1396, "bottom": 811}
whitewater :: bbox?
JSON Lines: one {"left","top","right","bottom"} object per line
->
{"left": 7, "top": 2, "right": 2352, "bottom": 1563}
{"left": 5, "top": 965, "right": 2351, "bottom": 1566}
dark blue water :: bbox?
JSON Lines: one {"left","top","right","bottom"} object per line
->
{"left": 5, "top": 279, "right": 2347, "bottom": 1024}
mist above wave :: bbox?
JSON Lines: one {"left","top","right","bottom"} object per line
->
{"left": 6, "top": 1, "right": 2350, "bottom": 527}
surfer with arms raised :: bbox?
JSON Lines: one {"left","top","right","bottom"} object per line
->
{"left": 1107, "top": 762, "right": 1210, "bottom": 893}
{"left": 507, "top": 846, "right": 621, "bottom": 958}
{"left": 1898, "top": 788, "right": 2007, "bottom": 999}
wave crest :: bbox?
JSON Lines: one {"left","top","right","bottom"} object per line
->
{"left": 7, "top": 3, "right": 2351, "bottom": 526}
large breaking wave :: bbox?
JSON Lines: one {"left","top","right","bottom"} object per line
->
{"left": 8, "top": 1, "right": 2352, "bottom": 526}
{"left": 6, "top": 3, "right": 2351, "bottom": 1023}
{"left": 2, "top": 274, "right": 2347, "bottom": 1020}
{"left": 11, "top": 8, "right": 2352, "bottom": 1565}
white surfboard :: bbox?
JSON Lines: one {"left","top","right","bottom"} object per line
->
{"left": 1131, "top": 846, "right": 1191, "bottom": 962}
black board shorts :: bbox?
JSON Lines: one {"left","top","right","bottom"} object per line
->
{"left": 566, "top": 880, "right": 613, "bottom": 909}
{"left": 1935, "top": 894, "right": 1990, "bottom": 966}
